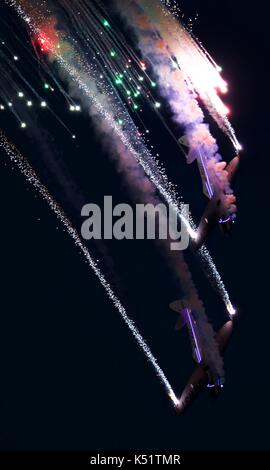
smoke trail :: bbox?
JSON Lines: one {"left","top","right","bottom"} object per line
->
{"left": 122, "top": 0, "right": 241, "bottom": 149}
{"left": 0, "top": 131, "right": 180, "bottom": 407}
{"left": 158, "top": 0, "right": 241, "bottom": 153}
{"left": 53, "top": 8, "right": 234, "bottom": 317}
{"left": 114, "top": 0, "right": 238, "bottom": 211}
{"left": 94, "top": 115, "right": 224, "bottom": 378}
{"left": 54, "top": 3, "right": 223, "bottom": 368}
{"left": 5, "top": 0, "right": 235, "bottom": 315}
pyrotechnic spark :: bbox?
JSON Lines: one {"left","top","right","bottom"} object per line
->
{"left": 0, "top": 131, "right": 180, "bottom": 408}
{"left": 4, "top": 0, "right": 234, "bottom": 317}
{"left": 115, "top": 0, "right": 241, "bottom": 216}
{"left": 0, "top": 29, "right": 76, "bottom": 137}
{"left": 226, "top": 303, "right": 237, "bottom": 318}
{"left": 103, "top": 19, "right": 110, "bottom": 28}
{"left": 156, "top": 0, "right": 240, "bottom": 148}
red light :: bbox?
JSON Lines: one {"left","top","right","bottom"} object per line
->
{"left": 33, "top": 20, "right": 60, "bottom": 55}
{"left": 36, "top": 33, "right": 54, "bottom": 53}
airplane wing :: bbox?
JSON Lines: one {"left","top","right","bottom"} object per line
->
{"left": 197, "top": 149, "right": 214, "bottom": 199}
{"left": 178, "top": 136, "right": 214, "bottom": 197}
{"left": 191, "top": 196, "right": 220, "bottom": 251}
{"left": 176, "top": 321, "right": 233, "bottom": 413}
{"left": 226, "top": 156, "right": 240, "bottom": 183}
{"left": 176, "top": 365, "right": 208, "bottom": 413}
{"left": 170, "top": 301, "right": 204, "bottom": 364}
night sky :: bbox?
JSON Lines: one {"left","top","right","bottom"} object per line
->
{"left": 0, "top": 0, "right": 268, "bottom": 450}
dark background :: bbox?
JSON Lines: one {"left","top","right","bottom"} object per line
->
{"left": 0, "top": 0, "right": 268, "bottom": 450}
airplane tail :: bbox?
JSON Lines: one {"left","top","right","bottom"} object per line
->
{"left": 169, "top": 300, "right": 187, "bottom": 330}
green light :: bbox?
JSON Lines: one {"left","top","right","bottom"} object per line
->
{"left": 44, "top": 83, "right": 50, "bottom": 89}
{"left": 126, "top": 90, "right": 131, "bottom": 96}
{"left": 103, "top": 19, "right": 110, "bottom": 28}
{"left": 151, "top": 82, "right": 156, "bottom": 87}
{"left": 133, "top": 104, "right": 139, "bottom": 110}
{"left": 110, "top": 50, "right": 117, "bottom": 57}
{"left": 115, "top": 78, "right": 123, "bottom": 85}
{"left": 118, "top": 119, "right": 123, "bottom": 125}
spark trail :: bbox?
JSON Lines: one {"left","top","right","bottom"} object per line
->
{"left": 122, "top": 0, "right": 241, "bottom": 151}
{"left": 0, "top": 20, "right": 75, "bottom": 136}
{"left": 4, "top": 0, "right": 235, "bottom": 317}
{"left": 115, "top": 0, "right": 240, "bottom": 212}
{"left": 0, "top": 131, "right": 180, "bottom": 407}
